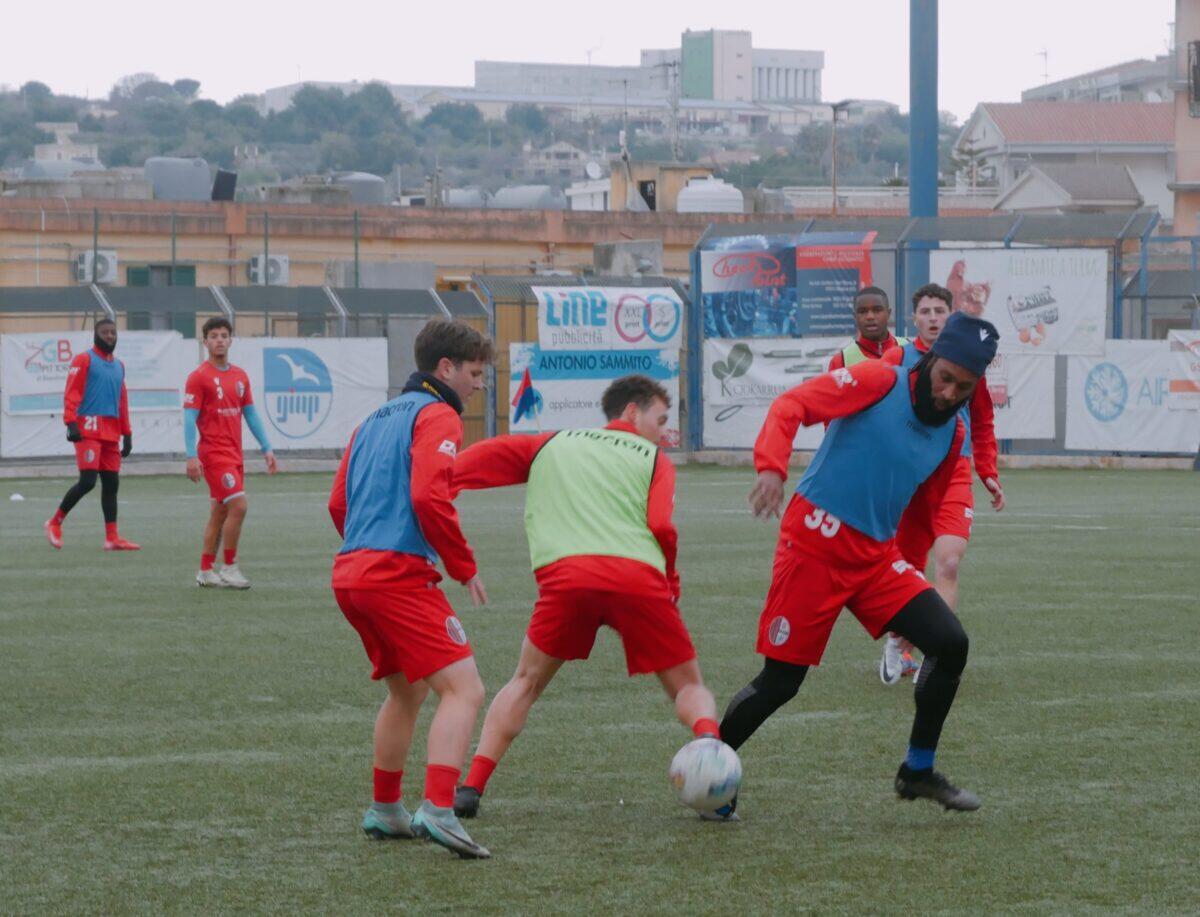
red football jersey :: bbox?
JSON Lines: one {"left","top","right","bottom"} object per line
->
{"left": 185, "top": 362, "right": 254, "bottom": 463}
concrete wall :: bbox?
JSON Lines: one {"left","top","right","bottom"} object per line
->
{"left": 1174, "top": 0, "right": 1200, "bottom": 234}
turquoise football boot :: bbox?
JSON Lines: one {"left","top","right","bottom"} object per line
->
{"left": 411, "top": 801, "right": 491, "bottom": 859}
{"left": 362, "top": 802, "right": 415, "bottom": 840}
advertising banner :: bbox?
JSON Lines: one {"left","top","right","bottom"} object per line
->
{"left": 701, "top": 337, "right": 844, "bottom": 449}
{"left": 985, "top": 354, "right": 1056, "bottom": 440}
{"left": 701, "top": 232, "right": 874, "bottom": 339}
{"left": 1066, "top": 340, "right": 1200, "bottom": 453}
{"left": 508, "top": 343, "right": 680, "bottom": 446}
{"left": 1167, "top": 330, "right": 1200, "bottom": 411}
{"left": 534, "top": 286, "right": 683, "bottom": 351}
{"left": 229, "top": 338, "right": 389, "bottom": 450}
{"left": 1, "top": 331, "right": 193, "bottom": 458}
{"left": 929, "top": 248, "right": 1108, "bottom": 355}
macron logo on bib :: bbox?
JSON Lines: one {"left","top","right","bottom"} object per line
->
{"left": 438, "top": 439, "right": 457, "bottom": 457}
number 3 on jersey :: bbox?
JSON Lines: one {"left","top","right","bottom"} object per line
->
{"left": 803, "top": 507, "right": 842, "bottom": 538}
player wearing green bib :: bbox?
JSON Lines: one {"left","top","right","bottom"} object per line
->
{"left": 448, "top": 375, "right": 721, "bottom": 819}
{"left": 827, "top": 286, "right": 908, "bottom": 372}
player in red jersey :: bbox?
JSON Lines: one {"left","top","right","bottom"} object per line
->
{"left": 447, "top": 375, "right": 722, "bottom": 821}
{"left": 183, "top": 317, "right": 277, "bottom": 589}
{"left": 44, "top": 318, "right": 139, "bottom": 551}
{"left": 826, "top": 287, "right": 907, "bottom": 372}
{"left": 875, "top": 284, "right": 1006, "bottom": 685}
{"left": 329, "top": 319, "right": 494, "bottom": 859}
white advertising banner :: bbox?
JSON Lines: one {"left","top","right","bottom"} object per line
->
{"left": 1066, "top": 340, "right": 1200, "bottom": 453}
{"left": 508, "top": 343, "right": 681, "bottom": 447}
{"left": 534, "top": 286, "right": 684, "bottom": 351}
{"left": 929, "top": 248, "right": 1108, "bottom": 355}
{"left": 228, "top": 338, "right": 389, "bottom": 450}
{"left": 701, "top": 337, "right": 844, "bottom": 450}
{"left": 1, "top": 331, "right": 194, "bottom": 458}
{"left": 985, "top": 354, "right": 1056, "bottom": 440}
{"left": 1167, "top": 330, "right": 1200, "bottom": 411}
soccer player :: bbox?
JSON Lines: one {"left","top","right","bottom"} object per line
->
{"left": 717, "top": 311, "right": 999, "bottom": 816}
{"left": 877, "top": 283, "right": 1005, "bottom": 685}
{"left": 45, "top": 318, "right": 139, "bottom": 550}
{"left": 328, "top": 319, "right": 494, "bottom": 860}
{"left": 184, "top": 318, "right": 277, "bottom": 589}
{"left": 826, "top": 286, "right": 908, "bottom": 371}
{"left": 448, "top": 375, "right": 722, "bottom": 821}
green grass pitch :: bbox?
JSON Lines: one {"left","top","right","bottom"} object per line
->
{"left": 1, "top": 467, "right": 1197, "bottom": 914}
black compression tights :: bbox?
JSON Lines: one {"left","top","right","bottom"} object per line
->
{"left": 718, "top": 589, "right": 969, "bottom": 755}
{"left": 58, "top": 469, "right": 119, "bottom": 523}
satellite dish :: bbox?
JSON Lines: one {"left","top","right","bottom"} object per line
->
{"left": 585, "top": 161, "right": 603, "bottom": 180}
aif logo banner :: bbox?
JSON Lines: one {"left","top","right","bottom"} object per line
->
{"left": 263, "top": 347, "right": 333, "bottom": 439}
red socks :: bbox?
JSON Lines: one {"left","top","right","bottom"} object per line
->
{"left": 464, "top": 755, "right": 497, "bottom": 794}
{"left": 51, "top": 509, "right": 66, "bottom": 525}
{"left": 693, "top": 718, "right": 721, "bottom": 739}
{"left": 223, "top": 549, "right": 237, "bottom": 566}
{"left": 424, "top": 764, "right": 460, "bottom": 808}
{"left": 200, "top": 553, "right": 216, "bottom": 571}
{"left": 373, "top": 767, "right": 403, "bottom": 804}
{"left": 105, "top": 522, "right": 118, "bottom": 540}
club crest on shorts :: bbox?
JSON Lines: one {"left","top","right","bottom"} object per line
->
{"left": 222, "top": 472, "right": 236, "bottom": 490}
{"left": 85, "top": 449, "right": 95, "bottom": 463}
{"left": 767, "top": 615, "right": 791, "bottom": 646}
{"left": 263, "top": 347, "right": 333, "bottom": 440}
{"left": 445, "top": 615, "right": 468, "bottom": 646}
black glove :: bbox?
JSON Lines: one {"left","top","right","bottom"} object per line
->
{"left": 121, "top": 434, "right": 132, "bottom": 458}
{"left": 66, "top": 421, "right": 82, "bottom": 443}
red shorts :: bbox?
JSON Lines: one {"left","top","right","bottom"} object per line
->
{"left": 528, "top": 588, "right": 696, "bottom": 676}
{"left": 896, "top": 457, "right": 975, "bottom": 570}
{"left": 756, "top": 537, "right": 933, "bottom": 666}
{"left": 334, "top": 585, "right": 473, "bottom": 683}
{"left": 75, "top": 439, "right": 120, "bottom": 473}
{"left": 204, "top": 462, "right": 245, "bottom": 504}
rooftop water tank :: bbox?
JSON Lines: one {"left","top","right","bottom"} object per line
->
{"left": 443, "top": 188, "right": 491, "bottom": 209}
{"left": 144, "top": 157, "right": 211, "bottom": 201}
{"left": 333, "top": 171, "right": 388, "bottom": 205}
{"left": 490, "top": 185, "right": 567, "bottom": 211}
{"left": 676, "top": 176, "right": 744, "bottom": 214}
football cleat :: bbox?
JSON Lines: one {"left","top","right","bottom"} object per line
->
{"left": 196, "top": 569, "right": 226, "bottom": 588}
{"left": 362, "top": 803, "right": 415, "bottom": 840}
{"left": 699, "top": 795, "right": 739, "bottom": 822}
{"left": 879, "top": 636, "right": 904, "bottom": 685}
{"left": 411, "top": 801, "right": 491, "bottom": 859}
{"left": 453, "top": 786, "right": 481, "bottom": 819}
{"left": 44, "top": 520, "right": 63, "bottom": 550}
{"left": 900, "top": 652, "right": 921, "bottom": 679}
{"left": 895, "top": 763, "right": 981, "bottom": 811}
{"left": 104, "top": 536, "right": 141, "bottom": 551}
{"left": 218, "top": 564, "right": 250, "bottom": 590}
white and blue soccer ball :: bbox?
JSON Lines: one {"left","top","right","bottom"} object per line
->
{"left": 669, "top": 737, "right": 742, "bottom": 812}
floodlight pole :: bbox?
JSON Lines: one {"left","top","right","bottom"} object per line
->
{"left": 908, "top": 0, "right": 939, "bottom": 296}
{"left": 830, "top": 100, "right": 855, "bottom": 216}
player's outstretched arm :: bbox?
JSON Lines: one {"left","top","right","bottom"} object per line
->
{"left": 451, "top": 432, "right": 556, "bottom": 495}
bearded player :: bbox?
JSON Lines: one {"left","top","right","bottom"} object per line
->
{"left": 826, "top": 287, "right": 907, "bottom": 372}
{"left": 44, "top": 318, "right": 139, "bottom": 551}
{"left": 184, "top": 318, "right": 277, "bottom": 589}
{"left": 449, "top": 375, "right": 722, "bottom": 821}
{"left": 329, "top": 319, "right": 494, "bottom": 860}
{"left": 876, "top": 284, "right": 1005, "bottom": 685}
{"left": 716, "top": 311, "right": 1000, "bottom": 818}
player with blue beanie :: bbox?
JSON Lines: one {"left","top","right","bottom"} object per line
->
{"left": 717, "top": 310, "right": 999, "bottom": 817}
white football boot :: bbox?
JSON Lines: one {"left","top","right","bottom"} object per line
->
{"left": 879, "top": 635, "right": 904, "bottom": 686}
{"left": 218, "top": 564, "right": 251, "bottom": 590}
{"left": 196, "top": 569, "right": 226, "bottom": 588}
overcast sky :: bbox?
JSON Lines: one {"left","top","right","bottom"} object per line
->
{"left": 2, "top": 0, "right": 1175, "bottom": 122}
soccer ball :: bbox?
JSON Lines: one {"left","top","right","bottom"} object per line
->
{"left": 669, "top": 737, "right": 742, "bottom": 812}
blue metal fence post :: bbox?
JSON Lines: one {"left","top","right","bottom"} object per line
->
{"left": 688, "top": 245, "right": 704, "bottom": 452}
{"left": 908, "top": 0, "right": 939, "bottom": 292}
{"left": 1136, "top": 213, "right": 1160, "bottom": 338}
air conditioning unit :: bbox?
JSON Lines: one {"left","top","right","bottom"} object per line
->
{"left": 248, "top": 254, "right": 289, "bottom": 285}
{"left": 75, "top": 250, "right": 119, "bottom": 284}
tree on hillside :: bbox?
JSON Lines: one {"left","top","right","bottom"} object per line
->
{"left": 110, "top": 72, "right": 159, "bottom": 101}
{"left": 420, "top": 103, "right": 484, "bottom": 143}
{"left": 505, "top": 103, "right": 548, "bottom": 137}
{"left": 173, "top": 78, "right": 201, "bottom": 99}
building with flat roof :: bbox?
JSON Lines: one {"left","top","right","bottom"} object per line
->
{"left": 1022, "top": 57, "right": 1170, "bottom": 104}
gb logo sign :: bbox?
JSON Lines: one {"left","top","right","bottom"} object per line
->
{"left": 263, "top": 348, "right": 333, "bottom": 439}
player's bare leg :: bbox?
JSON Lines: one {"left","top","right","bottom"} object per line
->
{"left": 455, "top": 638, "right": 563, "bottom": 818}
{"left": 656, "top": 658, "right": 718, "bottom": 733}
{"left": 931, "top": 534, "right": 968, "bottom": 611}
{"left": 411, "top": 656, "right": 490, "bottom": 858}
{"left": 362, "top": 674, "right": 429, "bottom": 840}
{"left": 196, "top": 500, "right": 229, "bottom": 587}
{"left": 217, "top": 497, "right": 250, "bottom": 589}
